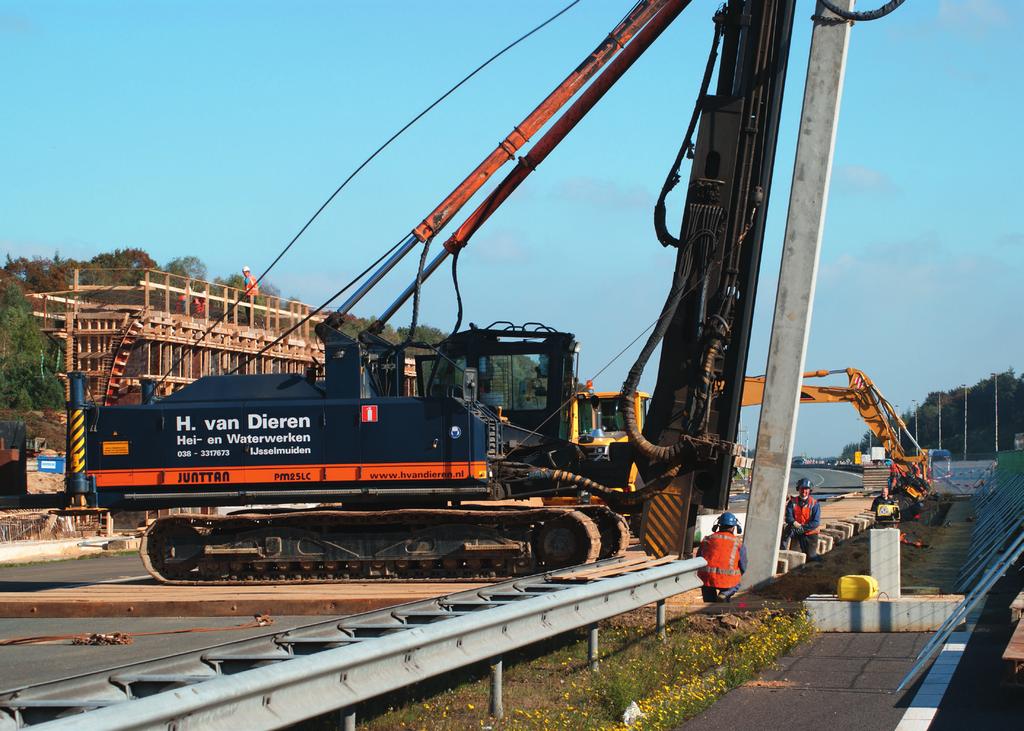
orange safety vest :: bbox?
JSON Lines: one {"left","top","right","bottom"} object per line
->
{"left": 791, "top": 497, "right": 819, "bottom": 535}
{"left": 697, "top": 531, "right": 742, "bottom": 589}
{"left": 243, "top": 273, "right": 260, "bottom": 297}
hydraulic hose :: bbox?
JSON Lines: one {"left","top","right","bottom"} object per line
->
{"left": 654, "top": 11, "right": 724, "bottom": 249}
{"left": 817, "top": 0, "right": 907, "bottom": 22}
{"left": 523, "top": 465, "right": 682, "bottom": 511}
{"left": 395, "top": 238, "right": 432, "bottom": 350}
{"left": 619, "top": 213, "right": 721, "bottom": 463}
{"left": 618, "top": 262, "right": 694, "bottom": 463}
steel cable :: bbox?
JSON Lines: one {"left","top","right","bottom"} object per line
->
{"left": 156, "top": 0, "right": 582, "bottom": 387}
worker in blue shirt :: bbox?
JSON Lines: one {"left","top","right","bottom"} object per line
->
{"left": 781, "top": 479, "right": 823, "bottom": 562}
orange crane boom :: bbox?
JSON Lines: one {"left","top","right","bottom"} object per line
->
{"left": 741, "top": 368, "right": 925, "bottom": 469}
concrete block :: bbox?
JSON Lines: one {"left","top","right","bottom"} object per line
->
{"left": 778, "top": 549, "right": 806, "bottom": 571}
{"left": 825, "top": 521, "right": 854, "bottom": 540}
{"left": 816, "top": 534, "right": 834, "bottom": 554}
{"left": 777, "top": 556, "right": 789, "bottom": 574}
{"left": 819, "top": 528, "right": 846, "bottom": 544}
{"left": 870, "top": 528, "right": 901, "bottom": 599}
{"left": 846, "top": 516, "right": 870, "bottom": 533}
{"left": 856, "top": 512, "right": 877, "bottom": 527}
{"left": 803, "top": 595, "right": 965, "bottom": 632}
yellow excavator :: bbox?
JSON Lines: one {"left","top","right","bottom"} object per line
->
{"left": 572, "top": 386, "right": 650, "bottom": 490}
{"left": 741, "top": 368, "right": 930, "bottom": 500}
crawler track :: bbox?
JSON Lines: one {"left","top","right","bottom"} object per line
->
{"left": 141, "top": 506, "right": 629, "bottom": 585}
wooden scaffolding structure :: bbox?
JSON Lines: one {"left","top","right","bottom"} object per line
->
{"left": 30, "top": 268, "right": 415, "bottom": 404}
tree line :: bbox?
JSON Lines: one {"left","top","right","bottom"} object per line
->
{"left": 0, "top": 248, "right": 447, "bottom": 411}
{"left": 1, "top": 249, "right": 280, "bottom": 296}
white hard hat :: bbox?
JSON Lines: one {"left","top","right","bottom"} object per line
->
{"left": 242, "top": 265, "right": 251, "bottom": 272}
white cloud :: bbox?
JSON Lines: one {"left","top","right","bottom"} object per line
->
{"left": 937, "top": 0, "right": 1009, "bottom": 40}
{"left": 0, "top": 13, "right": 31, "bottom": 34}
{"left": 832, "top": 164, "right": 899, "bottom": 196}
{"left": 551, "top": 176, "right": 652, "bottom": 211}
{"left": 469, "top": 229, "right": 529, "bottom": 264}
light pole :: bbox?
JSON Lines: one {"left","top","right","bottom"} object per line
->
{"left": 993, "top": 372, "right": 999, "bottom": 453}
{"left": 938, "top": 393, "right": 942, "bottom": 450}
{"left": 894, "top": 404, "right": 901, "bottom": 453}
{"left": 963, "top": 384, "right": 968, "bottom": 461}
{"left": 912, "top": 399, "right": 919, "bottom": 454}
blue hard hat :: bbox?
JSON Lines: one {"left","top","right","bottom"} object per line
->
{"left": 718, "top": 511, "right": 740, "bottom": 528}
{"left": 796, "top": 478, "right": 813, "bottom": 490}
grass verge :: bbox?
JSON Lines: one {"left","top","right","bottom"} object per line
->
{"left": 299, "top": 607, "right": 814, "bottom": 731}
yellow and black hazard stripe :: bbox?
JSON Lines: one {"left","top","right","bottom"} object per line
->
{"left": 641, "top": 492, "right": 685, "bottom": 557}
{"left": 69, "top": 408, "right": 86, "bottom": 474}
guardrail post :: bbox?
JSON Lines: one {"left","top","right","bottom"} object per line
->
{"left": 489, "top": 656, "right": 504, "bottom": 719}
{"left": 656, "top": 599, "right": 667, "bottom": 640}
{"left": 588, "top": 623, "right": 599, "bottom": 671}
{"left": 340, "top": 708, "right": 355, "bottom": 731}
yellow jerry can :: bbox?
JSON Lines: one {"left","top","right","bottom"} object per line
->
{"left": 837, "top": 574, "right": 879, "bottom": 601}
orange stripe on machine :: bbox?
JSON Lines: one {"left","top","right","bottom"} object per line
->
{"left": 89, "top": 461, "right": 489, "bottom": 488}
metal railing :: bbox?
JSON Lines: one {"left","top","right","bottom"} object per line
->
{"left": 955, "top": 472, "right": 1024, "bottom": 592}
{"left": 897, "top": 468, "right": 1024, "bottom": 691}
{"left": 0, "top": 557, "right": 704, "bottom": 730}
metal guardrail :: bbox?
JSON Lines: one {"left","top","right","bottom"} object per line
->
{"left": 955, "top": 472, "right": 1024, "bottom": 592}
{"left": 0, "top": 557, "right": 704, "bottom": 730}
{"left": 897, "top": 469, "right": 1024, "bottom": 691}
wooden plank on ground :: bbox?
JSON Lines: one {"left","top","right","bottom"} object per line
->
{"left": 0, "top": 581, "right": 484, "bottom": 618}
{"left": 552, "top": 553, "right": 671, "bottom": 582}
{"left": 1011, "top": 590, "right": 1024, "bottom": 623}
{"left": 820, "top": 497, "right": 874, "bottom": 520}
{"left": 1002, "top": 616, "right": 1024, "bottom": 687}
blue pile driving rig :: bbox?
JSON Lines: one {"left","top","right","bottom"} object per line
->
{"left": 4, "top": 0, "right": 799, "bottom": 583}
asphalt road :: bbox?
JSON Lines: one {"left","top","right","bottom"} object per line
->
{"left": 0, "top": 555, "right": 329, "bottom": 689}
{"left": 929, "top": 568, "right": 1023, "bottom": 728}
{"left": 789, "top": 466, "right": 863, "bottom": 491}
{"left": 680, "top": 558, "right": 1024, "bottom": 731}
{"left": 680, "top": 632, "right": 931, "bottom": 730}
{"left": 0, "top": 615, "right": 325, "bottom": 690}
{"left": 0, "top": 553, "right": 147, "bottom": 591}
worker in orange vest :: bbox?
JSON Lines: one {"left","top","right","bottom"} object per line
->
{"left": 781, "top": 478, "right": 822, "bottom": 562}
{"left": 242, "top": 266, "right": 260, "bottom": 297}
{"left": 242, "top": 265, "right": 260, "bottom": 326}
{"left": 697, "top": 511, "right": 746, "bottom": 603}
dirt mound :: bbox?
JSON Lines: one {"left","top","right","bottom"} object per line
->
{"left": 28, "top": 472, "right": 64, "bottom": 494}
{"left": 752, "top": 500, "right": 961, "bottom": 602}
{"left": 0, "top": 409, "right": 65, "bottom": 451}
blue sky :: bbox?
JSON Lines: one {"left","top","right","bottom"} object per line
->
{"left": 1, "top": 1, "right": 1019, "bottom": 455}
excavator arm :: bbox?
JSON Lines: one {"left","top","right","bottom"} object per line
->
{"left": 741, "top": 368, "right": 927, "bottom": 470}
